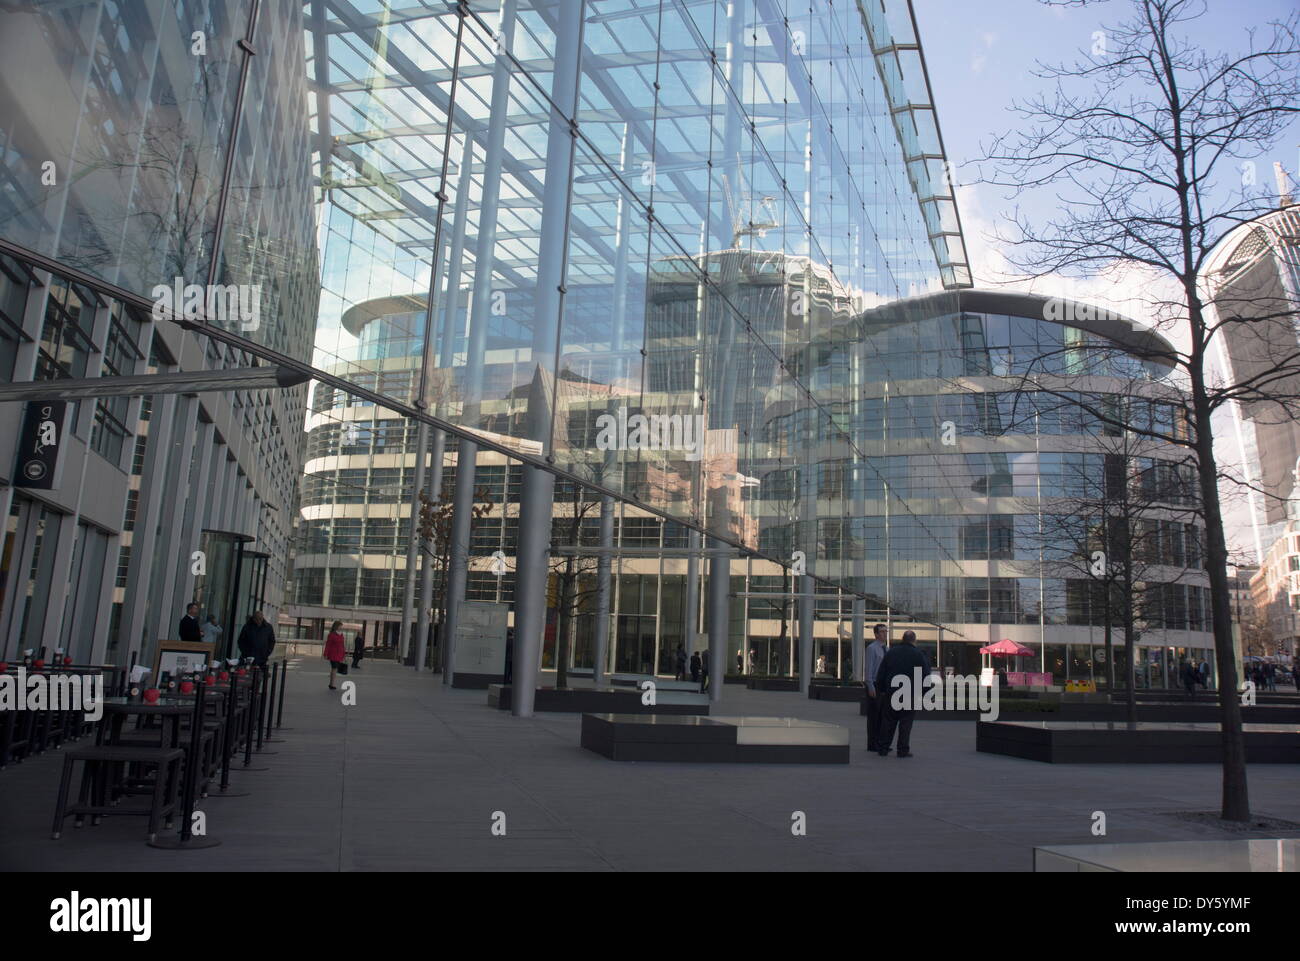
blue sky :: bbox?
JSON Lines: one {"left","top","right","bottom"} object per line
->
{"left": 914, "top": 0, "right": 1300, "bottom": 561}
{"left": 916, "top": 0, "right": 1300, "bottom": 285}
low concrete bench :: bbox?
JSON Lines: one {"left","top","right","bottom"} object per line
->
{"left": 581, "top": 713, "right": 849, "bottom": 763}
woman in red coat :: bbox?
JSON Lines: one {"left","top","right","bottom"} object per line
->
{"left": 324, "top": 620, "right": 347, "bottom": 690}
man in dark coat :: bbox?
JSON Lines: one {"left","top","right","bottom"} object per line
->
{"left": 700, "top": 649, "right": 710, "bottom": 693}
{"left": 237, "top": 610, "right": 276, "bottom": 667}
{"left": 178, "top": 603, "right": 202, "bottom": 643}
{"left": 874, "top": 630, "right": 931, "bottom": 758}
{"left": 689, "top": 651, "right": 701, "bottom": 683}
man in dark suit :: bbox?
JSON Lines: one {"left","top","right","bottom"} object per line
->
{"left": 874, "top": 630, "right": 930, "bottom": 758}
{"left": 237, "top": 610, "right": 276, "bottom": 667}
{"left": 178, "top": 603, "right": 202, "bottom": 643}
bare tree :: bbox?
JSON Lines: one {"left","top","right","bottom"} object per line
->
{"left": 546, "top": 473, "right": 607, "bottom": 690}
{"left": 976, "top": 0, "right": 1299, "bottom": 821}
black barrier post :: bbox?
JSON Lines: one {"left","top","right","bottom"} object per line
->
{"left": 254, "top": 666, "right": 265, "bottom": 751}
{"left": 148, "top": 679, "right": 221, "bottom": 849}
{"left": 275, "top": 658, "right": 289, "bottom": 729}
{"left": 238, "top": 673, "right": 270, "bottom": 772}
{"left": 253, "top": 665, "right": 277, "bottom": 755}
{"left": 208, "top": 678, "right": 250, "bottom": 798}
{"left": 263, "top": 661, "right": 283, "bottom": 743}
{"left": 243, "top": 671, "right": 260, "bottom": 767}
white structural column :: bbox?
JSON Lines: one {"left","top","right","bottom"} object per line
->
{"left": 707, "top": 541, "right": 729, "bottom": 704}
{"left": 428, "top": 131, "right": 474, "bottom": 683}
{"left": 174, "top": 420, "right": 217, "bottom": 610}
{"left": 443, "top": 0, "right": 519, "bottom": 684}
{"left": 399, "top": 422, "right": 429, "bottom": 663}
{"left": 851, "top": 596, "right": 865, "bottom": 683}
{"left": 511, "top": 0, "right": 585, "bottom": 718}
{"left": 149, "top": 393, "right": 200, "bottom": 641}
{"left": 119, "top": 391, "right": 179, "bottom": 659}
{"left": 592, "top": 122, "right": 632, "bottom": 688}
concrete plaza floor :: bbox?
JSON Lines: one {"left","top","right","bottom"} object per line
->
{"left": 1, "top": 658, "right": 1297, "bottom": 871}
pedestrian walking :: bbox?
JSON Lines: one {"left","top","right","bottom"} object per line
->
{"left": 690, "top": 650, "right": 701, "bottom": 684}
{"left": 324, "top": 620, "right": 347, "bottom": 690}
{"left": 875, "top": 630, "right": 929, "bottom": 758}
{"left": 675, "top": 645, "right": 687, "bottom": 681}
{"left": 237, "top": 610, "right": 276, "bottom": 668}
{"left": 351, "top": 630, "right": 365, "bottom": 669}
{"left": 700, "top": 648, "right": 710, "bottom": 693}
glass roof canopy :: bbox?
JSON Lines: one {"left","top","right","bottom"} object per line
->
{"left": 307, "top": 0, "right": 971, "bottom": 312}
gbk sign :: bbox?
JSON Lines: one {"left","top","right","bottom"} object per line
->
{"left": 14, "top": 400, "right": 66, "bottom": 490}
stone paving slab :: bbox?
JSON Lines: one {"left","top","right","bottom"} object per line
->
{"left": 0, "top": 659, "right": 1296, "bottom": 871}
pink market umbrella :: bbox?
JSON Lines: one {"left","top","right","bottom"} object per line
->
{"left": 980, "top": 639, "right": 1036, "bottom": 657}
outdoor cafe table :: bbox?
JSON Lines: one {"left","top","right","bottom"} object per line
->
{"left": 97, "top": 688, "right": 228, "bottom": 743}
{"left": 97, "top": 697, "right": 191, "bottom": 748}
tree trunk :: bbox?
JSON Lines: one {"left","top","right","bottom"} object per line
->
{"left": 1103, "top": 617, "right": 1115, "bottom": 692}
{"left": 555, "top": 556, "right": 574, "bottom": 690}
{"left": 1190, "top": 387, "right": 1250, "bottom": 821}
{"left": 1123, "top": 609, "right": 1137, "bottom": 726}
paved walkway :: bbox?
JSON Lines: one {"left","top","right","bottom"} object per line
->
{"left": 1, "top": 659, "right": 1296, "bottom": 871}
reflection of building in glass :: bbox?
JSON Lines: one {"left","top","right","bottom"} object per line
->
{"left": 844, "top": 289, "right": 1214, "bottom": 685}
{"left": 300, "top": 0, "right": 969, "bottom": 687}
{"left": 0, "top": 2, "right": 319, "bottom": 664}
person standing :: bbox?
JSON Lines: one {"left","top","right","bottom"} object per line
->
{"left": 875, "top": 630, "right": 929, "bottom": 758}
{"left": 351, "top": 630, "right": 365, "bottom": 670}
{"left": 237, "top": 610, "right": 276, "bottom": 668}
{"left": 690, "top": 650, "right": 701, "bottom": 684}
{"left": 324, "top": 620, "right": 347, "bottom": 690}
{"left": 201, "top": 613, "right": 223, "bottom": 648}
{"left": 178, "top": 603, "right": 202, "bottom": 643}
{"left": 864, "top": 623, "right": 888, "bottom": 752}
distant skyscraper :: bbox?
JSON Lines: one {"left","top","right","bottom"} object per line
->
{"left": 1202, "top": 176, "right": 1300, "bottom": 561}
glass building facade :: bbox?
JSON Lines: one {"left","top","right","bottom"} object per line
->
{"left": 0, "top": 0, "right": 1214, "bottom": 691}
{"left": 0, "top": 1, "right": 318, "bottom": 664}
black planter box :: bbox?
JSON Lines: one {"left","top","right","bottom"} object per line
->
{"left": 488, "top": 685, "right": 709, "bottom": 715}
{"left": 976, "top": 719, "right": 1300, "bottom": 763}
